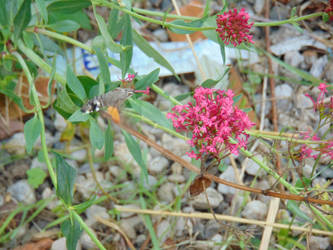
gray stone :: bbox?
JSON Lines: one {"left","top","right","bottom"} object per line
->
{"left": 141, "top": 175, "right": 157, "bottom": 190}
{"left": 76, "top": 172, "right": 111, "bottom": 199}
{"left": 71, "top": 149, "right": 87, "bottom": 162}
{"left": 85, "top": 205, "right": 109, "bottom": 226}
{"left": 158, "top": 182, "right": 174, "bottom": 203}
{"left": 52, "top": 237, "right": 81, "bottom": 250}
{"left": 80, "top": 232, "right": 96, "bottom": 250}
{"left": 78, "top": 162, "right": 99, "bottom": 174}
{"left": 254, "top": 94, "right": 272, "bottom": 117}
{"left": 161, "top": 134, "right": 191, "bottom": 157}
{"left": 275, "top": 84, "right": 293, "bottom": 111}
{"left": 119, "top": 181, "right": 136, "bottom": 200}
{"left": 0, "top": 195, "right": 3, "bottom": 207}
{"left": 175, "top": 217, "right": 185, "bottom": 237}
{"left": 270, "top": 5, "right": 290, "bottom": 20}
{"left": 109, "top": 166, "right": 127, "bottom": 181}
{"left": 284, "top": 50, "right": 304, "bottom": 67}
{"left": 255, "top": 179, "right": 271, "bottom": 203}
{"left": 114, "top": 142, "right": 141, "bottom": 175}
{"left": 157, "top": 220, "right": 171, "bottom": 244}
{"left": 241, "top": 200, "right": 267, "bottom": 220}
{"left": 42, "top": 187, "right": 60, "bottom": 210}
{"left": 8, "top": 180, "right": 36, "bottom": 204}
{"left": 319, "top": 165, "right": 333, "bottom": 179}
{"left": 6, "top": 133, "right": 25, "bottom": 155}
{"left": 205, "top": 221, "right": 220, "bottom": 239}
{"left": 309, "top": 236, "right": 330, "bottom": 250}
{"left": 153, "top": 29, "right": 169, "bottom": 42}
{"left": 149, "top": 156, "right": 169, "bottom": 174}
{"left": 254, "top": 0, "right": 265, "bottom": 14}
{"left": 168, "top": 174, "right": 185, "bottom": 183}
{"left": 310, "top": 56, "right": 328, "bottom": 78}
{"left": 120, "top": 216, "right": 143, "bottom": 239}
{"left": 302, "top": 164, "right": 313, "bottom": 178}
{"left": 211, "top": 234, "right": 223, "bottom": 250}
{"left": 245, "top": 154, "right": 267, "bottom": 177}
{"left": 54, "top": 113, "right": 67, "bottom": 131}
{"left": 191, "top": 187, "right": 223, "bottom": 209}
{"left": 217, "top": 166, "right": 237, "bottom": 195}
{"left": 324, "top": 61, "right": 333, "bottom": 82}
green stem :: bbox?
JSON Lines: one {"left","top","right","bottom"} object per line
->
{"left": 132, "top": 7, "right": 199, "bottom": 21}
{"left": 151, "top": 83, "right": 182, "bottom": 106}
{"left": 13, "top": 49, "right": 57, "bottom": 187}
{"left": 253, "top": 12, "right": 324, "bottom": 27}
{"left": 27, "top": 27, "right": 93, "bottom": 53}
{"left": 93, "top": 0, "right": 213, "bottom": 32}
{"left": 72, "top": 211, "right": 107, "bottom": 250}
{"left": 17, "top": 40, "right": 66, "bottom": 86}
{"left": 124, "top": 110, "right": 187, "bottom": 140}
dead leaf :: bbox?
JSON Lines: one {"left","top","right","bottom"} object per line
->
{"left": 189, "top": 176, "right": 212, "bottom": 196}
{"left": 13, "top": 238, "right": 53, "bottom": 250}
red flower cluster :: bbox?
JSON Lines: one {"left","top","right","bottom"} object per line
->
{"left": 325, "top": 0, "right": 333, "bottom": 21}
{"left": 167, "top": 87, "right": 255, "bottom": 159}
{"left": 216, "top": 8, "right": 254, "bottom": 47}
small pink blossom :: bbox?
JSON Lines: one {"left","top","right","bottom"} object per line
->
{"left": 216, "top": 8, "right": 254, "bottom": 47}
{"left": 134, "top": 87, "right": 150, "bottom": 95}
{"left": 167, "top": 87, "right": 255, "bottom": 159}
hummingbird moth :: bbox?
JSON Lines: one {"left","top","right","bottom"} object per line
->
{"left": 81, "top": 88, "right": 134, "bottom": 114}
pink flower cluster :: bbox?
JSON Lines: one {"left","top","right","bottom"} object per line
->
{"left": 298, "top": 83, "right": 333, "bottom": 161}
{"left": 167, "top": 87, "right": 255, "bottom": 159}
{"left": 298, "top": 130, "right": 333, "bottom": 161}
{"left": 216, "top": 8, "right": 254, "bottom": 47}
{"left": 305, "top": 83, "right": 333, "bottom": 115}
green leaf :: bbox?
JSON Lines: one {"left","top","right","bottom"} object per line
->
{"left": 77, "top": 76, "right": 99, "bottom": 99}
{"left": 129, "top": 99, "right": 174, "bottom": 130}
{"left": 34, "top": 33, "right": 64, "bottom": 56}
{"left": 66, "top": 66, "right": 87, "bottom": 101}
{"left": 95, "top": 13, "right": 123, "bottom": 53}
{"left": 24, "top": 115, "right": 41, "bottom": 154}
{"left": 55, "top": 153, "right": 77, "bottom": 205}
{"left": 89, "top": 118, "right": 105, "bottom": 150}
{"left": 175, "top": 92, "right": 191, "bottom": 101}
{"left": 73, "top": 197, "right": 96, "bottom": 213}
{"left": 201, "top": 78, "right": 219, "bottom": 88}
{"left": 104, "top": 122, "right": 114, "bottom": 161}
{"left": 47, "top": 0, "right": 90, "bottom": 14}
{"left": 13, "top": 0, "right": 31, "bottom": 41}
{"left": 68, "top": 109, "right": 90, "bottom": 123}
{"left": 35, "top": 0, "right": 48, "bottom": 23}
{"left": 295, "top": 177, "right": 311, "bottom": 188}
{"left": 0, "top": 0, "right": 9, "bottom": 27}
{"left": 47, "top": 20, "right": 80, "bottom": 32}
{"left": 27, "top": 168, "right": 47, "bottom": 189}
{"left": 23, "top": 31, "right": 34, "bottom": 49}
{"left": 48, "top": 10, "right": 91, "bottom": 30}
{"left": 233, "top": 94, "right": 243, "bottom": 103}
{"left": 0, "top": 79, "right": 31, "bottom": 113}
{"left": 132, "top": 30, "right": 177, "bottom": 77}
{"left": 120, "top": 14, "right": 133, "bottom": 78}
{"left": 94, "top": 46, "right": 111, "bottom": 93}
{"left": 218, "top": 35, "right": 226, "bottom": 64}
{"left": 54, "top": 87, "right": 78, "bottom": 119}
{"left": 202, "top": 15, "right": 218, "bottom": 43}
{"left": 122, "top": 130, "right": 148, "bottom": 177}
{"left": 61, "top": 218, "right": 82, "bottom": 250}
{"left": 135, "top": 68, "right": 160, "bottom": 90}
{"left": 287, "top": 200, "right": 312, "bottom": 222}
{"left": 107, "top": 8, "right": 121, "bottom": 39}
{"left": 168, "top": 19, "right": 204, "bottom": 34}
